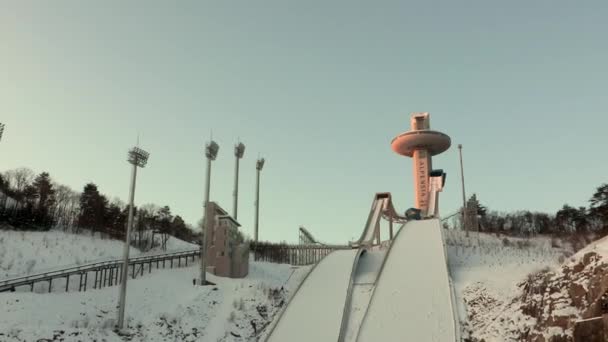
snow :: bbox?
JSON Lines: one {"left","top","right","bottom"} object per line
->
{"left": 569, "top": 234, "right": 608, "bottom": 263}
{"left": 0, "top": 229, "right": 201, "bottom": 282}
{"left": 0, "top": 229, "right": 142, "bottom": 279}
{"left": 0, "top": 229, "right": 316, "bottom": 341}
{"left": 0, "top": 261, "right": 311, "bottom": 342}
{"left": 444, "top": 230, "right": 569, "bottom": 341}
{"left": 342, "top": 250, "right": 386, "bottom": 342}
{"left": 344, "top": 285, "right": 373, "bottom": 341}
{"left": 352, "top": 250, "right": 385, "bottom": 285}
{"left": 159, "top": 236, "right": 199, "bottom": 251}
{"left": 357, "top": 219, "right": 457, "bottom": 342}
{"left": 266, "top": 249, "right": 359, "bottom": 342}
{"left": 1, "top": 222, "right": 585, "bottom": 341}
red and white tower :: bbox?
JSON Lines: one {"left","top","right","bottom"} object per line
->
{"left": 391, "top": 113, "right": 451, "bottom": 214}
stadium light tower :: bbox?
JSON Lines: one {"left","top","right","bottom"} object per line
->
{"left": 458, "top": 144, "right": 468, "bottom": 236}
{"left": 117, "top": 146, "right": 149, "bottom": 330}
{"left": 199, "top": 140, "right": 219, "bottom": 286}
{"left": 0, "top": 123, "right": 5, "bottom": 141}
{"left": 233, "top": 142, "right": 245, "bottom": 220}
{"left": 254, "top": 158, "right": 265, "bottom": 242}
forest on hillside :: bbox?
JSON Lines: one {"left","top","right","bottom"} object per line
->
{"left": 0, "top": 167, "right": 199, "bottom": 251}
{"left": 453, "top": 184, "right": 608, "bottom": 249}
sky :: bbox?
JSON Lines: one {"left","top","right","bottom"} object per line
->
{"left": 1, "top": 1, "right": 608, "bottom": 244}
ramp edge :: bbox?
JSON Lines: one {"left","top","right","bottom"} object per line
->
{"left": 262, "top": 252, "right": 332, "bottom": 342}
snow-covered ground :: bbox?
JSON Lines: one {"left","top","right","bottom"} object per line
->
{"left": 0, "top": 230, "right": 143, "bottom": 279}
{"left": 1, "top": 261, "right": 311, "bottom": 342}
{"left": 3, "top": 226, "right": 588, "bottom": 341}
{"left": 444, "top": 230, "right": 571, "bottom": 341}
{"left": 151, "top": 234, "right": 198, "bottom": 252}
{"left": 0, "top": 229, "right": 198, "bottom": 280}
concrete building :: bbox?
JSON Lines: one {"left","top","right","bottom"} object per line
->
{"left": 391, "top": 113, "right": 451, "bottom": 215}
{"left": 204, "top": 201, "right": 249, "bottom": 278}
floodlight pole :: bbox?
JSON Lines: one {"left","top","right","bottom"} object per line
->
{"left": 199, "top": 157, "right": 211, "bottom": 285}
{"left": 233, "top": 143, "right": 245, "bottom": 220}
{"left": 458, "top": 144, "right": 468, "bottom": 237}
{"left": 118, "top": 147, "right": 149, "bottom": 330}
{"left": 254, "top": 158, "right": 265, "bottom": 242}
{"left": 200, "top": 141, "right": 218, "bottom": 286}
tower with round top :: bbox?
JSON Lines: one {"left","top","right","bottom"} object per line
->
{"left": 391, "top": 113, "right": 451, "bottom": 213}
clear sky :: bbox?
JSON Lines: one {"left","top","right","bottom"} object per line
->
{"left": 2, "top": 1, "right": 607, "bottom": 243}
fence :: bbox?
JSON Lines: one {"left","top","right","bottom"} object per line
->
{"left": 250, "top": 242, "right": 350, "bottom": 265}
{"left": 1, "top": 242, "right": 352, "bottom": 294}
{"left": 0, "top": 249, "right": 199, "bottom": 293}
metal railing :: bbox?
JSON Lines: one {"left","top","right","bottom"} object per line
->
{"left": 0, "top": 248, "right": 199, "bottom": 293}
{"left": 250, "top": 242, "right": 349, "bottom": 266}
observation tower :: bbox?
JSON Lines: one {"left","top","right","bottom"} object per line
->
{"left": 391, "top": 113, "right": 451, "bottom": 214}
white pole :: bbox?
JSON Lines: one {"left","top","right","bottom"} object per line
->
{"left": 199, "top": 157, "right": 211, "bottom": 285}
{"left": 254, "top": 167, "right": 261, "bottom": 242}
{"left": 458, "top": 144, "right": 468, "bottom": 237}
{"left": 233, "top": 155, "right": 240, "bottom": 220}
{"left": 117, "top": 162, "right": 137, "bottom": 330}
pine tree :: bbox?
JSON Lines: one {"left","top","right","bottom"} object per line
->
{"left": 157, "top": 206, "right": 173, "bottom": 250}
{"left": 32, "top": 172, "right": 56, "bottom": 227}
{"left": 105, "top": 202, "right": 126, "bottom": 238}
{"left": 78, "top": 183, "right": 107, "bottom": 234}
{"left": 171, "top": 215, "right": 188, "bottom": 241}
{"left": 590, "top": 184, "right": 608, "bottom": 231}
{"left": 556, "top": 205, "right": 580, "bottom": 234}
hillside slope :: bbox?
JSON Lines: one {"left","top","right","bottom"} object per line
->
{"left": 0, "top": 261, "right": 311, "bottom": 342}
{"left": 444, "top": 230, "right": 571, "bottom": 340}
{"left": 0, "top": 229, "right": 198, "bottom": 280}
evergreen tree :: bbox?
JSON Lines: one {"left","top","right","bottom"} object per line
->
{"left": 555, "top": 205, "right": 581, "bottom": 234}
{"left": 157, "top": 206, "right": 173, "bottom": 250}
{"left": 78, "top": 183, "right": 107, "bottom": 234}
{"left": 105, "top": 202, "right": 127, "bottom": 238}
{"left": 590, "top": 184, "right": 608, "bottom": 231}
{"left": 171, "top": 215, "right": 188, "bottom": 240}
{"left": 32, "top": 172, "right": 55, "bottom": 227}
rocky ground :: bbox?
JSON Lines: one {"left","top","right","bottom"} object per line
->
{"left": 461, "top": 235, "right": 608, "bottom": 342}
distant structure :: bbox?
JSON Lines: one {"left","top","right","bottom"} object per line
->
{"left": 464, "top": 194, "right": 481, "bottom": 233}
{"left": 254, "top": 158, "right": 265, "bottom": 242}
{"left": 204, "top": 201, "right": 249, "bottom": 278}
{"left": 298, "top": 226, "right": 324, "bottom": 245}
{"left": 199, "top": 140, "right": 219, "bottom": 286}
{"left": 233, "top": 142, "right": 245, "bottom": 220}
{"left": 391, "top": 113, "right": 451, "bottom": 215}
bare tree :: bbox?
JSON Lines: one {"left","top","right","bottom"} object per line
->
{"left": 5, "top": 167, "right": 34, "bottom": 193}
{"left": 51, "top": 183, "right": 79, "bottom": 230}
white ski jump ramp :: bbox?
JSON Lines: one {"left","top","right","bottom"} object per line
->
{"left": 266, "top": 249, "right": 361, "bottom": 342}
{"left": 265, "top": 218, "right": 457, "bottom": 342}
{"left": 357, "top": 218, "right": 457, "bottom": 342}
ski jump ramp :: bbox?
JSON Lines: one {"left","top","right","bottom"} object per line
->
{"left": 356, "top": 219, "right": 457, "bottom": 341}
{"left": 265, "top": 249, "right": 361, "bottom": 342}
{"left": 265, "top": 218, "right": 458, "bottom": 342}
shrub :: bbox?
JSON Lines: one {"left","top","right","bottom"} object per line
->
{"left": 516, "top": 240, "right": 531, "bottom": 249}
